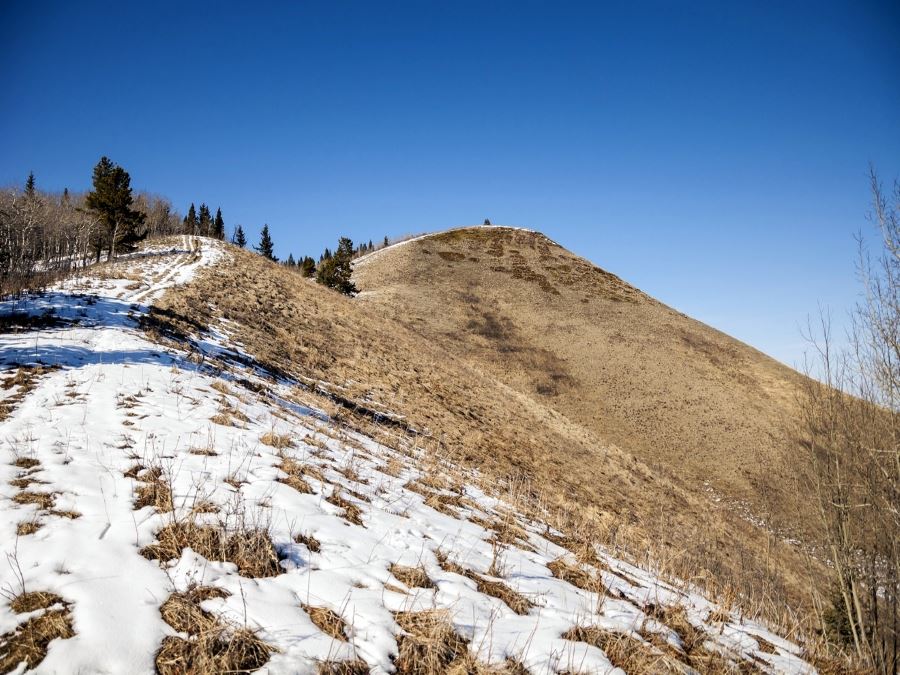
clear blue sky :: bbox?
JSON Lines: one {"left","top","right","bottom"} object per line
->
{"left": 2, "top": 1, "right": 898, "bottom": 368}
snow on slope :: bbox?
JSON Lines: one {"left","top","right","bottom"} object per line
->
{"left": 0, "top": 237, "right": 815, "bottom": 674}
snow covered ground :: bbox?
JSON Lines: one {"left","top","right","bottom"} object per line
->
{"left": 0, "top": 237, "right": 815, "bottom": 674}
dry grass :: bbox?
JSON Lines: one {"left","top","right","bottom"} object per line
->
{"left": 295, "top": 532, "right": 321, "bottom": 553}
{"left": 468, "top": 573, "right": 533, "bottom": 616}
{"left": 13, "top": 491, "right": 57, "bottom": 510}
{"left": 317, "top": 660, "right": 370, "bottom": 674}
{"left": 302, "top": 604, "right": 349, "bottom": 641}
{"left": 0, "top": 590, "right": 74, "bottom": 673}
{"left": 390, "top": 564, "right": 435, "bottom": 589}
{"left": 547, "top": 557, "right": 605, "bottom": 594}
{"left": 260, "top": 431, "right": 293, "bottom": 449}
{"left": 149, "top": 235, "right": 824, "bottom": 630}
{"left": 132, "top": 467, "right": 174, "bottom": 512}
{"left": 12, "top": 457, "right": 40, "bottom": 469}
{"left": 8, "top": 476, "right": 46, "bottom": 489}
{"left": 325, "top": 489, "right": 364, "bottom": 526}
{"left": 16, "top": 520, "right": 42, "bottom": 536}
{"left": 277, "top": 457, "right": 315, "bottom": 494}
{"left": 562, "top": 625, "right": 684, "bottom": 673}
{"left": 0, "top": 366, "right": 56, "bottom": 422}
{"left": 142, "top": 521, "right": 282, "bottom": 578}
{"left": 156, "top": 585, "right": 273, "bottom": 675}
{"left": 393, "top": 610, "right": 469, "bottom": 674}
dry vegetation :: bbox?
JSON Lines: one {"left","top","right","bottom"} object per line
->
{"left": 155, "top": 585, "right": 273, "bottom": 674}
{"left": 146, "top": 241, "right": 824, "bottom": 629}
{"left": 141, "top": 520, "right": 282, "bottom": 578}
{"left": 0, "top": 590, "right": 74, "bottom": 673}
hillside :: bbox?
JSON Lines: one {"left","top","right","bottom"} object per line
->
{"left": 353, "top": 227, "right": 814, "bottom": 547}
{"left": 0, "top": 237, "right": 821, "bottom": 673}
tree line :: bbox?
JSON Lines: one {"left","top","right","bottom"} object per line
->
{"left": 232, "top": 223, "right": 391, "bottom": 296}
{"left": 0, "top": 158, "right": 228, "bottom": 296}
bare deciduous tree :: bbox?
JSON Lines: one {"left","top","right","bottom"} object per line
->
{"left": 800, "top": 167, "right": 899, "bottom": 673}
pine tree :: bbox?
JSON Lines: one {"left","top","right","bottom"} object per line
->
{"left": 316, "top": 236, "right": 357, "bottom": 295}
{"left": 233, "top": 225, "right": 247, "bottom": 248}
{"left": 62, "top": 187, "right": 70, "bottom": 203}
{"left": 254, "top": 225, "right": 277, "bottom": 261}
{"left": 300, "top": 256, "right": 316, "bottom": 277}
{"left": 85, "top": 156, "right": 146, "bottom": 261}
{"left": 24, "top": 172, "right": 35, "bottom": 197}
{"left": 198, "top": 203, "right": 212, "bottom": 236}
{"left": 213, "top": 208, "right": 225, "bottom": 239}
{"left": 286, "top": 253, "right": 296, "bottom": 267}
{"left": 184, "top": 203, "right": 198, "bottom": 234}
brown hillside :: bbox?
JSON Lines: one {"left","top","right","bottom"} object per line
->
{"left": 353, "top": 226, "right": 815, "bottom": 546}
{"left": 150, "top": 239, "right": 823, "bottom": 622}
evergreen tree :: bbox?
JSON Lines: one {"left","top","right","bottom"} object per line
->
{"left": 198, "top": 203, "right": 212, "bottom": 236}
{"left": 184, "top": 203, "right": 198, "bottom": 234}
{"left": 232, "top": 225, "right": 247, "bottom": 248}
{"left": 316, "top": 236, "right": 357, "bottom": 296}
{"left": 254, "top": 225, "right": 277, "bottom": 261}
{"left": 24, "top": 172, "right": 35, "bottom": 197}
{"left": 300, "top": 256, "right": 316, "bottom": 277}
{"left": 85, "top": 156, "right": 146, "bottom": 261}
{"left": 62, "top": 187, "right": 70, "bottom": 203}
{"left": 286, "top": 253, "right": 296, "bottom": 267}
{"left": 213, "top": 208, "right": 225, "bottom": 239}
{"left": 368, "top": 239, "right": 373, "bottom": 251}
{"left": 383, "top": 235, "right": 389, "bottom": 247}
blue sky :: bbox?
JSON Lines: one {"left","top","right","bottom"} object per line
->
{"left": 2, "top": 1, "right": 898, "bottom": 367}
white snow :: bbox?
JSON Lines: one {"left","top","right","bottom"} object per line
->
{"left": 0, "top": 237, "right": 816, "bottom": 674}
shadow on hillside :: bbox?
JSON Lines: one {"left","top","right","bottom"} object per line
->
{"left": 0, "top": 344, "right": 173, "bottom": 369}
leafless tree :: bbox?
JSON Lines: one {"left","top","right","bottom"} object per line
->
{"left": 800, "top": 167, "right": 899, "bottom": 673}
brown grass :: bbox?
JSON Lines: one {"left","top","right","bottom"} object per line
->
{"left": 390, "top": 564, "right": 435, "bottom": 589}
{"left": 393, "top": 610, "right": 469, "bottom": 674}
{"left": 468, "top": 573, "right": 533, "bottom": 615}
{"left": 303, "top": 604, "right": 348, "bottom": 641}
{"left": 325, "top": 489, "right": 364, "bottom": 526}
{"left": 148, "top": 234, "right": 823, "bottom": 630}
{"left": 16, "top": 520, "right": 42, "bottom": 536}
{"left": 295, "top": 532, "right": 321, "bottom": 553}
{"left": 12, "top": 457, "right": 40, "bottom": 469}
{"left": 260, "top": 432, "right": 293, "bottom": 449}
{"left": 0, "top": 591, "right": 74, "bottom": 673}
{"left": 563, "top": 625, "right": 684, "bottom": 673}
{"left": 142, "top": 522, "right": 282, "bottom": 578}
{"left": 13, "top": 491, "right": 57, "bottom": 510}
{"left": 317, "top": 660, "right": 370, "bottom": 674}
{"left": 156, "top": 585, "right": 273, "bottom": 675}
{"left": 547, "top": 557, "right": 605, "bottom": 594}
{"left": 132, "top": 467, "right": 174, "bottom": 512}
{"left": 277, "top": 457, "right": 314, "bottom": 494}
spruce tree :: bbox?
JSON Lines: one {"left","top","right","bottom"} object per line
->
{"left": 233, "top": 225, "right": 247, "bottom": 248}
{"left": 254, "top": 225, "right": 277, "bottom": 261}
{"left": 213, "top": 208, "right": 225, "bottom": 239}
{"left": 286, "top": 253, "right": 296, "bottom": 267}
{"left": 383, "top": 235, "right": 389, "bottom": 247}
{"left": 85, "top": 156, "right": 146, "bottom": 261}
{"left": 24, "top": 172, "right": 35, "bottom": 197}
{"left": 300, "top": 256, "right": 316, "bottom": 277}
{"left": 184, "top": 203, "right": 198, "bottom": 234}
{"left": 316, "top": 236, "right": 357, "bottom": 295}
{"left": 198, "top": 203, "right": 212, "bottom": 236}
